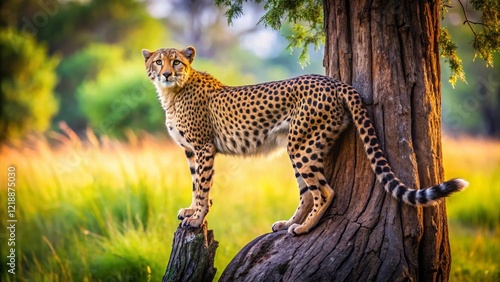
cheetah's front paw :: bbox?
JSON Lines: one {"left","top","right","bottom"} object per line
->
{"left": 271, "top": 220, "right": 289, "bottom": 232}
{"left": 177, "top": 208, "right": 195, "bottom": 220}
{"left": 288, "top": 223, "right": 309, "bottom": 236}
{"left": 181, "top": 216, "right": 204, "bottom": 229}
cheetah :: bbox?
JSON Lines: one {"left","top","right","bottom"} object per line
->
{"left": 142, "top": 46, "right": 468, "bottom": 236}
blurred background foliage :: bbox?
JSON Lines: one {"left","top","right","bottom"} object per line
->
{"left": 0, "top": 27, "right": 59, "bottom": 141}
{"left": 441, "top": 1, "right": 500, "bottom": 137}
{"left": 0, "top": 0, "right": 498, "bottom": 142}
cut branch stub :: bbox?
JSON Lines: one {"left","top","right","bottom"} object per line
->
{"left": 163, "top": 222, "right": 218, "bottom": 282}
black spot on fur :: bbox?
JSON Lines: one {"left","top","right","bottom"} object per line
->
{"left": 389, "top": 180, "right": 399, "bottom": 193}
{"left": 416, "top": 190, "right": 429, "bottom": 204}
{"left": 396, "top": 186, "right": 406, "bottom": 199}
{"left": 406, "top": 190, "right": 417, "bottom": 205}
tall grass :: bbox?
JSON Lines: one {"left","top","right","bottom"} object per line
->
{"left": 442, "top": 136, "right": 500, "bottom": 281}
{"left": 0, "top": 131, "right": 498, "bottom": 281}
{"left": 444, "top": 136, "right": 500, "bottom": 229}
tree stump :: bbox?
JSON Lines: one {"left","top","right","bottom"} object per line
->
{"left": 163, "top": 222, "right": 218, "bottom": 282}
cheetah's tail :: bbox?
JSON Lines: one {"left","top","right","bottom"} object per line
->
{"left": 338, "top": 83, "right": 468, "bottom": 206}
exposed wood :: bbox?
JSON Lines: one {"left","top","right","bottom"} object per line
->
{"left": 163, "top": 222, "right": 218, "bottom": 282}
{"left": 221, "top": 0, "right": 451, "bottom": 280}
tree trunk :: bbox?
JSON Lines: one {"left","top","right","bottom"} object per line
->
{"left": 221, "top": 0, "right": 451, "bottom": 281}
{"left": 163, "top": 222, "right": 218, "bottom": 282}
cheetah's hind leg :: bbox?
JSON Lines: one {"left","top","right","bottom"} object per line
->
{"left": 284, "top": 132, "right": 335, "bottom": 235}
{"left": 272, "top": 167, "right": 314, "bottom": 232}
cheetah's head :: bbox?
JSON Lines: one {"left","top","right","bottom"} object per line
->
{"left": 142, "top": 46, "right": 196, "bottom": 90}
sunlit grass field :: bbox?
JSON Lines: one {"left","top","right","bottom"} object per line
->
{"left": 0, "top": 131, "right": 499, "bottom": 281}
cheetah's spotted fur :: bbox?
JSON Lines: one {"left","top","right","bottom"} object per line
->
{"left": 142, "top": 46, "right": 468, "bottom": 235}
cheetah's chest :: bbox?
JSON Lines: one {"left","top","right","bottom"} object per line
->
{"left": 166, "top": 116, "right": 194, "bottom": 152}
{"left": 170, "top": 125, "right": 193, "bottom": 151}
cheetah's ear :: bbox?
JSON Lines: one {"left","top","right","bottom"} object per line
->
{"left": 181, "top": 46, "right": 196, "bottom": 63}
{"left": 142, "top": 49, "right": 153, "bottom": 62}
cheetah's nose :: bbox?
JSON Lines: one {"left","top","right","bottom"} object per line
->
{"left": 162, "top": 71, "right": 172, "bottom": 79}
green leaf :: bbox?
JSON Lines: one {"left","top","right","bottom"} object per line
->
{"left": 217, "top": 0, "right": 324, "bottom": 67}
{"left": 439, "top": 27, "right": 466, "bottom": 87}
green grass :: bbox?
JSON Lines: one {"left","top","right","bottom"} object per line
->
{"left": 443, "top": 137, "right": 500, "bottom": 281}
{"left": 0, "top": 133, "right": 498, "bottom": 281}
{"left": 448, "top": 224, "right": 500, "bottom": 281}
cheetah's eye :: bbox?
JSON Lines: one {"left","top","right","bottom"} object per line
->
{"left": 155, "top": 60, "right": 162, "bottom": 65}
{"left": 173, "top": 60, "right": 181, "bottom": 66}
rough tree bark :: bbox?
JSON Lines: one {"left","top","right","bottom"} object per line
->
{"left": 220, "top": 0, "right": 451, "bottom": 281}
{"left": 163, "top": 222, "right": 218, "bottom": 282}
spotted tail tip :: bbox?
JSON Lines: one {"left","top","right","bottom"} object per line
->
{"left": 453, "top": 178, "right": 469, "bottom": 191}
{"left": 442, "top": 178, "right": 469, "bottom": 194}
